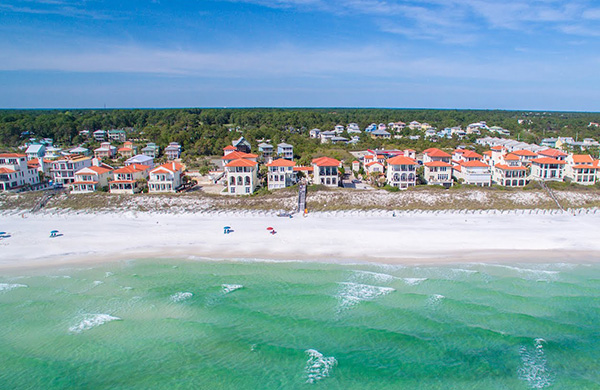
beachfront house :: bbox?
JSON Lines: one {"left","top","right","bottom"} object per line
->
{"left": 365, "top": 161, "right": 385, "bottom": 175}
{"left": 511, "top": 149, "right": 538, "bottom": 165}
{"left": 266, "top": 158, "right": 296, "bottom": 190}
{"left": 538, "top": 148, "right": 568, "bottom": 161}
{"left": 164, "top": 142, "right": 182, "bottom": 160}
{"left": 312, "top": 157, "right": 340, "bottom": 187}
{"left": 277, "top": 143, "right": 294, "bottom": 160}
{"left": 424, "top": 161, "right": 453, "bottom": 188}
{"left": 148, "top": 162, "right": 185, "bottom": 193}
{"left": 125, "top": 154, "right": 154, "bottom": 169}
{"left": 142, "top": 143, "right": 160, "bottom": 158}
{"left": 452, "top": 160, "right": 492, "bottom": 186}
{"left": 565, "top": 154, "right": 599, "bottom": 185}
{"left": 423, "top": 148, "right": 452, "bottom": 164}
{"left": 94, "top": 142, "right": 117, "bottom": 160}
{"left": 109, "top": 164, "right": 150, "bottom": 194}
{"left": 223, "top": 145, "right": 238, "bottom": 156}
{"left": 51, "top": 155, "right": 92, "bottom": 186}
{"left": 25, "top": 144, "right": 46, "bottom": 161}
{"left": 386, "top": 155, "right": 417, "bottom": 189}
{"left": 222, "top": 151, "right": 258, "bottom": 169}
{"left": 0, "top": 153, "right": 41, "bottom": 191}
{"left": 492, "top": 153, "right": 528, "bottom": 187}
{"left": 453, "top": 149, "right": 483, "bottom": 162}
{"left": 352, "top": 160, "right": 360, "bottom": 172}
{"left": 530, "top": 157, "right": 566, "bottom": 182}
{"left": 71, "top": 166, "right": 112, "bottom": 193}
{"left": 225, "top": 158, "right": 258, "bottom": 195}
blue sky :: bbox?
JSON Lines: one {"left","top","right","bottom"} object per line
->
{"left": 0, "top": 0, "right": 599, "bottom": 110}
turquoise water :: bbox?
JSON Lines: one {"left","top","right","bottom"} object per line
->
{"left": 1, "top": 259, "right": 600, "bottom": 389}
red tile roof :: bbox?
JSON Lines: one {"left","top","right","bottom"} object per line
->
{"left": 512, "top": 149, "right": 538, "bottom": 157}
{"left": 0, "top": 167, "right": 16, "bottom": 173}
{"left": 387, "top": 156, "right": 417, "bottom": 165}
{"left": 223, "top": 145, "right": 237, "bottom": 150}
{"left": 366, "top": 161, "right": 384, "bottom": 167}
{"left": 531, "top": 157, "right": 566, "bottom": 165}
{"left": 266, "top": 158, "right": 296, "bottom": 167}
{"left": 425, "top": 161, "right": 452, "bottom": 168}
{"left": 312, "top": 157, "right": 340, "bottom": 167}
{"left": 225, "top": 159, "right": 258, "bottom": 168}
{"left": 572, "top": 154, "right": 594, "bottom": 164}
{"left": 503, "top": 154, "right": 520, "bottom": 161}
{"left": 539, "top": 148, "right": 567, "bottom": 157}
{"left": 459, "top": 160, "right": 489, "bottom": 168}
{"left": 495, "top": 163, "right": 527, "bottom": 170}
{"left": 150, "top": 162, "right": 184, "bottom": 173}
{"left": 77, "top": 166, "right": 112, "bottom": 174}
{"left": 114, "top": 164, "right": 149, "bottom": 173}
{"left": 293, "top": 166, "right": 313, "bottom": 172}
{"left": 0, "top": 153, "right": 26, "bottom": 158}
{"left": 572, "top": 164, "right": 599, "bottom": 170}
{"left": 222, "top": 151, "right": 258, "bottom": 160}
{"left": 424, "top": 148, "right": 451, "bottom": 158}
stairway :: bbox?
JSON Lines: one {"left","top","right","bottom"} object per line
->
{"left": 539, "top": 180, "right": 564, "bottom": 212}
{"left": 297, "top": 180, "right": 307, "bottom": 214}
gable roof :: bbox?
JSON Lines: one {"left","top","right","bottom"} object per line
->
{"left": 512, "top": 149, "right": 538, "bottom": 157}
{"left": 572, "top": 154, "right": 594, "bottom": 164}
{"left": 458, "top": 160, "right": 489, "bottom": 168}
{"left": 531, "top": 157, "right": 566, "bottom": 165}
{"left": 114, "top": 164, "right": 149, "bottom": 174}
{"left": 495, "top": 163, "right": 527, "bottom": 170}
{"left": 0, "top": 153, "right": 26, "bottom": 158}
{"left": 503, "top": 154, "right": 520, "bottom": 161}
{"left": 423, "top": 148, "right": 451, "bottom": 158}
{"left": 221, "top": 151, "right": 258, "bottom": 160}
{"left": 425, "top": 161, "right": 452, "bottom": 168}
{"left": 151, "top": 162, "right": 184, "bottom": 173}
{"left": 538, "top": 148, "right": 567, "bottom": 157}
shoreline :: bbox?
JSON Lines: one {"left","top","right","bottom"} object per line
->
{"left": 2, "top": 209, "right": 600, "bottom": 271}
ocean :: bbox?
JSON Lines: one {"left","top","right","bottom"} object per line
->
{"left": 1, "top": 259, "right": 599, "bottom": 389}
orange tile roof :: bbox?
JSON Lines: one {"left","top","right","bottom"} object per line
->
{"left": 223, "top": 145, "right": 237, "bottom": 150}
{"left": 512, "top": 149, "right": 538, "bottom": 157}
{"left": 0, "top": 167, "right": 16, "bottom": 173}
{"left": 0, "top": 153, "right": 26, "bottom": 158}
{"left": 293, "top": 166, "right": 313, "bottom": 172}
{"left": 539, "top": 148, "right": 567, "bottom": 157}
{"left": 491, "top": 145, "right": 504, "bottom": 151}
{"left": 376, "top": 155, "right": 386, "bottom": 159}
{"left": 72, "top": 180, "right": 99, "bottom": 184}
{"left": 424, "top": 148, "right": 451, "bottom": 158}
{"left": 114, "top": 164, "right": 149, "bottom": 174}
{"left": 572, "top": 164, "right": 599, "bottom": 170}
{"left": 531, "top": 157, "right": 566, "bottom": 165}
{"left": 78, "top": 166, "right": 112, "bottom": 174}
{"left": 483, "top": 151, "right": 492, "bottom": 156}
{"left": 462, "top": 150, "right": 483, "bottom": 159}
{"left": 225, "top": 158, "right": 258, "bottom": 168}
{"left": 266, "top": 158, "right": 296, "bottom": 167}
{"left": 387, "top": 155, "right": 417, "bottom": 165}
{"left": 572, "top": 154, "right": 594, "bottom": 164}
{"left": 312, "top": 157, "right": 340, "bottom": 167}
{"left": 495, "top": 163, "right": 527, "bottom": 170}
{"left": 504, "top": 154, "right": 520, "bottom": 161}
{"left": 366, "top": 161, "right": 384, "bottom": 167}
{"left": 222, "top": 151, "right": 258, "bottom": 160}
{"left": 118, "top": 147, "right": 133, "bottom": 152}
{"left": 425, "top": 161, "right": 452, "bottom": 168}
{"left": 151, "top": 162, "right": 184, "bottom": 173}
{"left": 459, "top": 160, "right": 489, "bottom": 168}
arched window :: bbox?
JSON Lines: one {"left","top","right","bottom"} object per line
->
{"left": 408, "top": 173, "right": 415, "bottom": 181}
{"left": 245, "top": 176, "right": 250, "bottom": 185}
{"left": 237, "top": 176, "right": 243, "bottom": 185}
{"left": 401, "top": 173, "right": 407, "bottom": 181}
{"left": 230, "top": 176, "right": 235, "bottom": 185}
{"left": 393, "top": 174, "right": 400, "bottom": 181}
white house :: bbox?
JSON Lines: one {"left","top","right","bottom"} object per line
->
{"left": 108, "top": 129, "right": 127, "bottom": 143}
{"left": 320, "top": 131, "right": 336, "bottom": 144}
{"left": 492, "top": 153, "right": 528, "bottom": 187}
{"left": 109, "top": 164, "right": 150, "bottom": 194}
{"left": 453, "top": 149, "right": 483, "bottom": 162}
{"left": 530, "top": 157, "right": 566, "bottom": 182}
{"left": 453, "top": 160, "right": 491, "bottom": 186}
{"left": 93, "top": 130, "right": 106, "bottom": 141}
{"left": 386, "top": 155, "right": 417, "bottom": 189}
{"left": 538, "top": 148, "right": 567, "bottom": 161}
{"left": 565, "top": 154, "right": 598, "bottom": 185}
{"left": 312, "top": 157, "right": 340, "bottom": 187}
{"left": 422, "top": 148, "right": 452, "bottom": 164}
{"left": 148, "top": 162, "right": 185, "bottom": 193}
{"left": 257, "top": 143, "right": 274, "bottom": 161}
{"left": 71, "top": 166, "right": 113, "bottom": 193}
{"left": 223, "top": 145, "right": 238, "bottom": 156}
{"left": 309, "top": 129, "right": 321, "bottom": 138}
{"left": 222, "top": 151, "right": 258, "bottom": 169}
{"left": 351, "top": 160, "right": 360, "bottom": 172}
{"left": 511, "top": 149, "right": 538, "bottom": 165}
{"left": 424, "top": 161, "right": 453, "bottom": 187}
{"left": 0, "top": 153, "right": 40, "bottom": 191}
{"left": 25, "top": 144, "right": 46, "bottom": 161}
{"left": 51, "top": 155, "right": 92, "bottom": 186}
{"left": 225, "top": 158, "right": 258, "bottom": 195}
{"left": 266, "top": 158, "right": 296, "bottom": 190}
{"left": 365, "top": 161, "right": 385, "bottom": 175}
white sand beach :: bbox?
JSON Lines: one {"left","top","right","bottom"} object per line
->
{"left": 1, "top": 209, "right": 600, "bottom": 269}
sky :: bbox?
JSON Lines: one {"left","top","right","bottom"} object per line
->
{"left": 0, "top": 0, "right": 599, "bottom": 110}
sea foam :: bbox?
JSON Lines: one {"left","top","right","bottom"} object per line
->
{"left": 336, "top": 282, "right": 394, "bottom": 311}
{"left": 222, "top": 284, "right": 243, "bottom": 294}
{"left": 402, "top": 278, "right": 427, "bottom": 286}
{"left": 69, "top": 314, "right": 121, "bottom": 333}
{"left": 170, "top": 292, "right": 193, "bottom": 302}
{"left": 518, "top": 338, "right": 554, "bottom": 388}
{"left": 0, "top": 283, "right": 28, "bottom": 292}
{"left": 305, "top": 349, "right": 337, "bottom": 384}
{"left": 351, "top": 270, "right": 396, "bottom": 284}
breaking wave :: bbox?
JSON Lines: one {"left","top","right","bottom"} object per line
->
{"left": 336, "top": 282, "right": 394, "bottom": 312}
{"left": 305, "top": 349, "right": 337, "bottom": 384}
{"left": 69, "top": 314, "right": 121, "bottom": 333}
{"left": 427, "top": 294, "right": 445, "bottom": 307}
{"left": 350, "top": 270, "right": 396, "bottom": 284}
{"left": 518, "top": 338, "right": 554, "bottom": 388}
{"left": 170, "top": 292, "right": 193, "bottom": 302}
{"left": 0, "top": 283, "right": 28, "bottom": 292}
{"left": 222, "top": 284, "right": 243, "bottom": 294}
{"left": 402, "top": 278, "right": 427, "bottom": 286}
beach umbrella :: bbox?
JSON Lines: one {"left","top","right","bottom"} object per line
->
{"left": 223, "top": 226, "right": 231, "bottom": 229}
{"left": 0, "top": 232, "right": 5, "bottom": 235}
{"left": 266, "top": 227, "right": 274, "bottom": 231}
{"left": 50, "top": 230, "right": 59, "bottom": 234}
